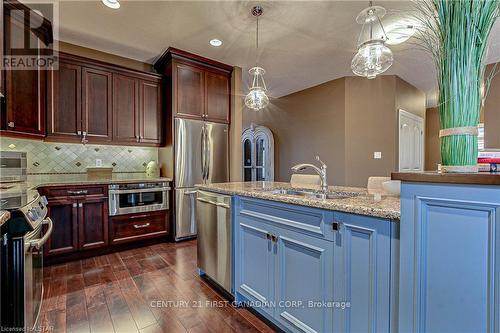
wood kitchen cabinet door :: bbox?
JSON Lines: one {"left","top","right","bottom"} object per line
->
{"left": 113, "top": 74, "right": 139, "bottom": 144}
{"left": 78, "top": 196, "right": 109, "bottom": 250}
{"left": 139, "top": 79, "right": 161, "bottom": 145}
{"left": 44, "top": 198, "right": 79, "bottom": 257}
{"left": 174, "top": 62, "right": 205, "bottom": 120}
{"left": 205, "top": 72, "right": 230, "bottom": 123}
{"left": 82, "top": 67, "right": 112, "bottom": 142}
{"left": 3, "top": 15, "right": 46, "bottom": 138}
{"left": 47, "top": 61, "right": 82, "bottom": 140}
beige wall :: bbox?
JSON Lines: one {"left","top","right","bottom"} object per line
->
{"left": 243, "top": 78, "right": 346, "bottom": 184}
{"left": 344, "top": 76, "right": 397, "bottom": 186}
{"left": 484, "top": 62, "right": 500, "bottom": 149}
{"left": 425, "top": 107, "right": 441, "bottom": 170}
{"left": 59, "top": 41, "right": 154, "bottom": 72}
{"left": 244, "top": 75, "right": 425, "bottom": 187}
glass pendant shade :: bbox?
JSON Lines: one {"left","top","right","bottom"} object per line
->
{"left": 351, "top": 39, "right": 393, "bottom": 79}
{"left": 245, "top": 66, "right": 269, "bottom": 111}
{"left": 351, "top": 4, "right": 393, "bottom": 79}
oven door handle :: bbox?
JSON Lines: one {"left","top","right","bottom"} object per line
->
{"left": 29, "top": 217, "right": 53, "bottom": 250}
{"left": 108, "top": 187, "right": 171, "bottom": 195}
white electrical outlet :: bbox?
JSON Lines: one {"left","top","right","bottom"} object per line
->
{"left": 374, "top": 152, "right": 382, "bottom": 159}
{"left": 96, "top": 159, "right": 103, "bottom": 167}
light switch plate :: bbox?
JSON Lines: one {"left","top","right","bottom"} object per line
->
{"left": 374, "top": 152, "right": 382, "bottom": 159}
{"left": 95, "top": 159, "right": 103, "bottom": 167}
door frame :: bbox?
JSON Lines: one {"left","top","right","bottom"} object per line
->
{"left": 398, "top": 109, "right": 425, "bottom": 172}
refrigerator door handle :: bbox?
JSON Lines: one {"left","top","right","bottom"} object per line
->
{"left": 201, "top": 125, "right": 206, "bottom": 181}
{"left": 205, "top": 127, "right": 210, "bottom": 182}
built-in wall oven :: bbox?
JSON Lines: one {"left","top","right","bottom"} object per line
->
{"left": 108, "top": 182, "right": 170, "bottom": 216}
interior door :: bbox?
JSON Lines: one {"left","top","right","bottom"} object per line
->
{"left": 174, "top": 118, "right": 204, "bottom": 187}
{"left": 205, "top": 122, "right": 229, "bottom": 184}
{"left": 399, "top": 110, "right": 424, "bottom": 172}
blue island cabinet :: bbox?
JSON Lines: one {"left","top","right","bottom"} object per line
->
{"left": 399, "top": 182, "right": 500, "bottom": 333}
{"left": 234, "top": 196, "right": 398, "bottom": 333}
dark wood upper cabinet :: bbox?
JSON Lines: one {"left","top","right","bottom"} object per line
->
{"left": 47, "top": 52, "right": 162, "bottom": 146}
{"left": 113, "top": 73, "right": 139, "bottom": 143}
{"left": 154, "top": 48, "right": 232, "bottom": 125}
{"left": 2, "top": 6, "right": 52, "bottom": 138}
{"left": 44, "top": 198, "right": 79, "bottom": 257}
{"left": 82, "top": 67, "right": 113, "bottom": 142}
{"left": 47, "top": 60, "right": 82, "bottom": 140}
{"left": 78, "top": 196, "right": 108, "bottom": 250}
{"left": 205, "top": 71, "right": 230, "bottom": 123}
{"left": 140, "top": 80, "right": 161, "bottom": 144}
{"left": 174, "top": 63, "right": 205, "bottom": 120}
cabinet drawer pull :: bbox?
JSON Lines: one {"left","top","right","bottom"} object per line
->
{"left": 130, "top": 214, "right": 149, "bottom": 219}
{"left": 332, "top": 222, "right": 342, "bottom": 231}
{"left": 67, "top": 190, "right": 88, "bottom": 195}
{"left": 7, "top": 121, "right": 14, "bottom": 128}
{"left": 133, "top": 223, "right": 150, "bottom": 229}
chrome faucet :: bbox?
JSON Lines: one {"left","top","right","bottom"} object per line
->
{"left": 291, "top": 155, "right": 328, "bottom": 191}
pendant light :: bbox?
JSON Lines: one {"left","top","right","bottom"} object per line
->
{"left": 351, "top": 1, "right": 393, "bottom": 79}
{"left": 245, "top": 5, "right": 269, "bottom": 111}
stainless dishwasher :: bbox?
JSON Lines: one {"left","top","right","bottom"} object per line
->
{"left": 196, "top": 190, "right": 232, "bottom": 293}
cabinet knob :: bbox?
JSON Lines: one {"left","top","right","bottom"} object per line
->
{"left": 7, "top": 121, "right": 14, "bottom": 128}
{"left": 78, "top": 203, "right": 83, "bottom": 208}
{"left": 72, "top": 203, "right": 77, "bottom": 208}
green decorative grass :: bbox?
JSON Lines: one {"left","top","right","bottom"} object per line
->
{"left": 413, "top": 0, "right": 499, "bottom": 169}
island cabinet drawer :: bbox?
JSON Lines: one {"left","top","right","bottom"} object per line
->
{"left": 237, "top": 197, "right": 335, "bottom": 241}
{"left": 110, "top": 210, "right": 169, "bottom": 244}
{"left": 39, "top": 185, "right": 107, "bottom": 198}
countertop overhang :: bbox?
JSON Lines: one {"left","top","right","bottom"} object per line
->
{"left": 392, "top": 172, "right": 500, "bottom": 185}
{"left": 196, "top": 182, "right": 400, "bottom": 220}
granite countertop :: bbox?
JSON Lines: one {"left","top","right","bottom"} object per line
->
{"left": 0, "top": 173, "right": 172, "bottom": 211}
{"left": 197, "top": 182, "right": 400, "bottom": 220}
{"left": 26, "top": 173, "right": 172, "bottom": 188}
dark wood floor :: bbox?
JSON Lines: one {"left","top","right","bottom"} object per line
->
{"left": 39, "top": 240, "right": 275, "bottom": 333}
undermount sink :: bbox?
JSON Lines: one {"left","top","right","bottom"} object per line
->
{"left": 264, "top": 188, "right": 360, "bottom": 199}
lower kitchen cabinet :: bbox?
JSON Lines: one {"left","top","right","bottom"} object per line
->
{"left": 44, "top": 197, "right": 79, "bottom": 256}
{"left": 40, "top": 185, "right": 109, "bottom": 260}
{"left": 234, "top": 196, "right": 398, "bottom": 333}
{"left": 110, "top": 210, "right": 169, "bottom": 244}
{"left": 332, "top": 212, "right": 395, "bottom": 333}
{"left": 399, "top": 182, "right": 500, "bottom": 333}
{"left": 78, "top": 196, "right": 109, "bottom": 250}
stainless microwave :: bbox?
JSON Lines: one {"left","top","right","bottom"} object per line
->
{"left": 108, "top": 182, "right": 170, "bottom": 216}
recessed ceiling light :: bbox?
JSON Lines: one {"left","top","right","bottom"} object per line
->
{"left": 209, "top": 39, "right": 223, "bottom": 47}
{"left": 102, "top": 0, "right": 120, "bottom": 9}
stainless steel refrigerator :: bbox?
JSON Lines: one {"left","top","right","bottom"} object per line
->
{"left": 174, "top": 118, "right": 229, "bottom": 240}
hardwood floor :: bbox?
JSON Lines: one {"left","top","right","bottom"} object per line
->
{"left": 39, "top": 240, "right": 275, "bottom": 333}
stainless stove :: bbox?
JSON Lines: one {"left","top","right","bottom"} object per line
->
{"left": 1, "top": 190, "right": 52, "bottom": 331}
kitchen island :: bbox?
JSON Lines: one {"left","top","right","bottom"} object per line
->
{"left": 197, "top": 181, "right": 400, "bottom": 333}
{"left": 392, "top": 172, "right": 500, "bottom": 333}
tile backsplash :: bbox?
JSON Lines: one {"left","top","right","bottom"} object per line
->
{"left": 0, "top": 138, "right": 158, "bottom": 174}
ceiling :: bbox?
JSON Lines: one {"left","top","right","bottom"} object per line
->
{"left": 55, "top": 0, "right": 500, "bottom": 107}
